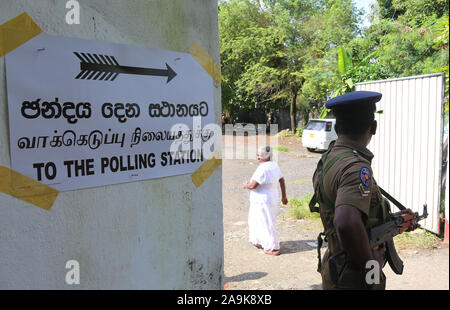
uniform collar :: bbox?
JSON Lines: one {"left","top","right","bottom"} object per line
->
{"left": 334, "top": 137, "right": 374, "bottom": 162}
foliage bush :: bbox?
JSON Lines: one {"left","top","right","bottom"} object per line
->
{"left": 275, "top": 145, "right": 290, "bottom": 152}
{"left": 287, "top": 194, "right": 320, "bottom": 222}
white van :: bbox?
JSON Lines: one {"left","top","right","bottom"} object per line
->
{"left": 302, "top": 119, "right": 337, "bottom": 151}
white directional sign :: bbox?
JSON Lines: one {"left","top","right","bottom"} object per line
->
{"left": 5, "top": 33, "right": 216, "bottom": 191}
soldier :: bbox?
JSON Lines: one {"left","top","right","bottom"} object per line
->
{"left": 310, "top": 91, "right": 416, "bottom": 290}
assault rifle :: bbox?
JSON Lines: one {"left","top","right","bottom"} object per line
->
{"left": 368, "top": 204, "right": 428, "bottom": 274}
{"left": 329, "top": 187, "right": 428, "bottom": 285}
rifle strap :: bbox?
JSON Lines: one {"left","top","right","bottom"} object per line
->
{"left": 311, "top": 142, "right": 357, "bottom": 274}
{"left": 378, "top": 186, "right": 406, "bottom": 211}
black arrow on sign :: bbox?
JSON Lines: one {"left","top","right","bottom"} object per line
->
{"left": 73, "top": 52, "right": 177, "bottom": 83}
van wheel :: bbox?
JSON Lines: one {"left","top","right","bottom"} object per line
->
{"left": 307, "top": 147, "right": 315, "bottom": 152}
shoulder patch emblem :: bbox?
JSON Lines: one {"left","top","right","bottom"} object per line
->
{"left": 360, "top": 167, "right": 371, "bottom": 187}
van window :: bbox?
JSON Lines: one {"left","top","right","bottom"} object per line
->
{"left": 326, "top": 122, "right": 333, "bottom": 132}
{"left": 305, "top": 121, "right": 326, "bottom": 131}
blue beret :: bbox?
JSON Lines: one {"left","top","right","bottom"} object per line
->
{"left": 325, "top": 91, "right": 382, "bottom": 109}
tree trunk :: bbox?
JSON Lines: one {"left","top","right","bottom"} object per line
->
{"left": 290, "top": 78, "right": 304, "bottom": 133}
{"left": 290, "top": 89, "right": 297, "bottom": 133}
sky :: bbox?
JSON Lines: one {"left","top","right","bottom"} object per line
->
{"left": 354, "top": 0, "right": 376, "bottom": 29}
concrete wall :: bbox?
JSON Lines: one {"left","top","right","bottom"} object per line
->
{"left": 0, "top": 0, "right": 223, "bottom": 289}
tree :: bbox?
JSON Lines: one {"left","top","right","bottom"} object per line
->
{"left": 219, "top": 0, "right": 361, "bottom": 132}
{"left": 363, "top": 0, "right": 448, "bottom": 115}
{"left": 361, "top": 0, "right": 448, "bottom": 78}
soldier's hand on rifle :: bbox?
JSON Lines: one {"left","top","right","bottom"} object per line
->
{"left": 393, "top": 209, "right": 420, "bottom": 233}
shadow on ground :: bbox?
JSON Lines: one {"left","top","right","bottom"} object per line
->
{"left": 280, "top": 240, "right": 319, "bottom": 254}
{"left": 224, "top": 272, "right": 268, "bottom": 283}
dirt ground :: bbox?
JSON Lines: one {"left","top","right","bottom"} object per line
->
{"left": 222, "top": 133, "right": 449, "bottom": 290}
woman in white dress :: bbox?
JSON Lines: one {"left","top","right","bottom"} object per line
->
{"left": 243, "top": 146, "right": 288, "bottom": 255}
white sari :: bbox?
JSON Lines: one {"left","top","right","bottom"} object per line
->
{"left": 248, "top": 161, "right": 283, "bottom": 251}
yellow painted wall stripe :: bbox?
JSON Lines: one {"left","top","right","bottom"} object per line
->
{"left": 0, "top": 166, "right": 59, "bottom": 210}
{"left": 191, "top": 153, "right": 222, "bottom": 188}
{"left": 0, "top": 12, "right": 42, "bottom": 57}
{"left": 189, "top": 41, "right": 221, "bottom": 85}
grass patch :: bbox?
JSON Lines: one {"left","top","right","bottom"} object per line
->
{"left": 285, "top": 194, "right": 321, "bottom": 224}
{"left": 295, "top": 126, "right": 304, "bottom": 137}
{"left": 275, "top": 145, "right": 290, "bottom": 152}
{"left": 278, "top": 127, "right": 304, "bottom": 139}
{"left": 394, "top": 228, "right": 442, "bottom": 250}
{"left": 279, "top": 129, "right": 294, "bottom": 138}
